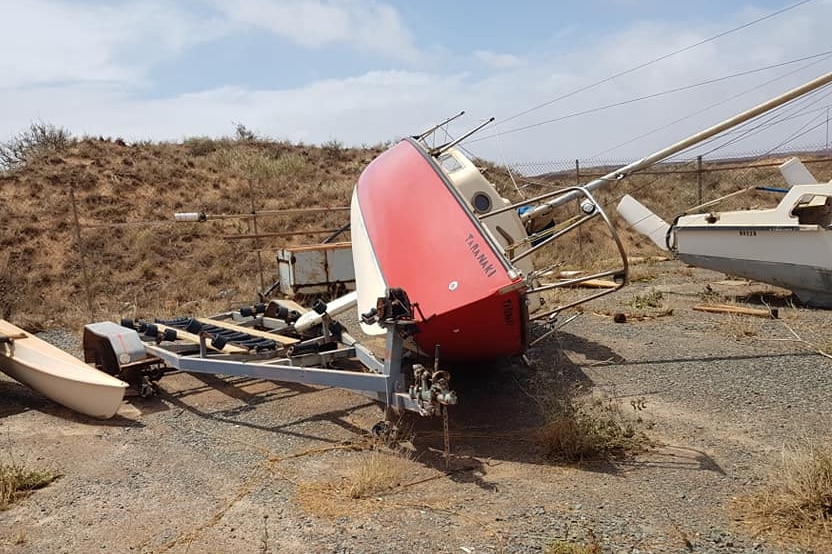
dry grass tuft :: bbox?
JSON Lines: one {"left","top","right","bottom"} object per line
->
{"left": 297, "top": 447, "right": 420, "bottom": 517}
{"left": 741, "top": 440, "right": 832, "bottom": 539}
{"left": 0, "top": 461, "right": 59, "bottom": 510}
{"left": 342, "top": 449, "right": 415, "bottom": 499}
{"left": 722, "top": 313, "right": 762, "bottom": 339}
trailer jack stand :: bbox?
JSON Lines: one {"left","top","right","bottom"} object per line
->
{"left": 409, "top": 364, "right": 457, "bottom": 416}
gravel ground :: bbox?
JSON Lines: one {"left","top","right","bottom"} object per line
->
{"left": 1, "top": 261, "right": 831, "bottom": 553}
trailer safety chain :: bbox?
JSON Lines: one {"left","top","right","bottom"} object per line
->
{"left": 442, "top": 404, "right": 451, "bottom": 470}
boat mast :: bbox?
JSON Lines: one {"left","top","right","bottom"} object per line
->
{"left": 520, "top": 70, "right": 832, "bottom": 221}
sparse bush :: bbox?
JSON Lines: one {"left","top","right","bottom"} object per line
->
{"left": 272, "top": 152, "right": 308, "bottom": 176}
{"left": 183, "top": 136, "right": 221, "bottom": 157}
{"left": 0, "top": 122, "right": 73, "bottom": 170}
{"left": 322, "top": 138, "right": 344, "bottom": 155}
{"left": 1, "top": 460, "right": 59, "bottom": 510}
{"left": 233, "top": 122, "right": 257, "bottom": 142}
{"left": 531, "top": 369, "right": 649, "bottom": 462}
{"left": 206, "top": 146, "right": 307, "bottom": 183}
{"left": 536, "top": 393, "right": 646, "bottom": 462}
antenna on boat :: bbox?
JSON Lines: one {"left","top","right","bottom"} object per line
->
{"left": 413, "top": 111, "right": 466, "bottom": 141}
{"left": 430, "top": 117, "right": 496, "bottom": 157}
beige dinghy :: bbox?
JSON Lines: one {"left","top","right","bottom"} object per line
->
{"left": 0, "top": 320, "right": 128, "bottom": 419}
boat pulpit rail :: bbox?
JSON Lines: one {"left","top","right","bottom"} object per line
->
{"left": 479, "top": 186, "right": 629, "bottom": 321}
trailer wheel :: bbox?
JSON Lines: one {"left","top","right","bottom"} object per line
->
{"left": 371, "top": 420, "right": 391, "bottom": 438}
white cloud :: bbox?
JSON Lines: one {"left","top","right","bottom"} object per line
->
{"left": 0, "top": 70, "right": 467, "bottom": 146}
{"left": 208, "top": 0, "right": 421, "bottom": 63}
{"left": 0, "top": 0, "right": 226, "bottom": 88}
{"left": 474, "top": 50, "right": 525, "bottom": 70}
{"left": 1, "top": 1, "right": 831, "bottom": 164}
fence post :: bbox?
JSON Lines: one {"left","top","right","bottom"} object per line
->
{"left": 576, "top": 159, "right": 583, "bottom": 258}
{"left": 69, "top": 186, "right": 95, "bottom": 319}
{"left": 696, "top": 155, "right": 703, "bottom": 205}
{"left": 247, "top": 179, "right": 266, "bottom": 295}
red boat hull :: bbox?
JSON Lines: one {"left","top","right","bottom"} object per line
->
{"left": 353, "top": 139, "right": 527, "bottom": 361}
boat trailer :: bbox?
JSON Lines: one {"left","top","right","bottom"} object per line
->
{"left": 82, "top": 288, "right": 457, "bottom": 420}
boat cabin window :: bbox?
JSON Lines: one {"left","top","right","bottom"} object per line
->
{"left": 438, "top": 153, "right": 463, "bottom": 174}
{"left": 471, "top": 192, "right": 492, "bottom": 214}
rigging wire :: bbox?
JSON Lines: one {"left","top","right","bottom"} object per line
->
{"left": 468, "top": 50, "right": 832, "bottom": 146}
{"left": 715, "top": 102, "right": 832, "bottom": 137}
{"left": 492, "top": 0, "right": 817, "bottom": 128}
{"left": 587, "top": 51, "right": 832, "bottom": 159}
{"left": 667, "top": 72, "right": 832, "bottom": 158}
{"left": 586, "top": 106, "right": 832, "bottom": 231}
{"left": 506, "top": 89, "right": 832, "bottom": 232}
{"left": 752, "top": 104, "right": 832, "bottom": 156}
{"left": 683, "top": 84, "right": 832, "bottom": 159}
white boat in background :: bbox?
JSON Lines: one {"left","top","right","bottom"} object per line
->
{"left": 618, "top": 158, "right": 832, "bottom": 308}
{"left": 0, "top": 319, "right": 128, "bottom": 418}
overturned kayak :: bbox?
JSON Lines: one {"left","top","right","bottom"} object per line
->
{"left": 0, "top": 320, "right": 127, "bottom": 418}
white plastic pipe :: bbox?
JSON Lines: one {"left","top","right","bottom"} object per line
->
{"left": 174, "top": 212, "right": 203, "bottom": 222}
{"left": 616, "top": 195, "right": 670, "bottom": 251}
{"left": 294, "top": 291, "right": 358, "bottom": 332}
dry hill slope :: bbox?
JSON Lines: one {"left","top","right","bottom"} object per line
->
{"left": 0, "top": 131, "right": 381, "bottom": 329}
{"left": 2, "top": 125, "right": 831, "bottom": 332}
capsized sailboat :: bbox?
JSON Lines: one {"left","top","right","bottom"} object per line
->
{"left": 352, "top": 137, "right": 535, "bottom": 361}
{"left": 352, "top": 73, "right": 832, "bottom": 361}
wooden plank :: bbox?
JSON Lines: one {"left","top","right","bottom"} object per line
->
{"left": 628, "top": 256, "right": 671, "bottom": 264}
{"left": 153, "top": 323, "right": 249, "bottom": 354}
{"left": 692, "top": 304, "right": 778, "bottom": 319}
{"left": 275, "top": 299, "right": 309, "bottom": 314}
{"left": 561, "top": 278, "right": 619, "bottom": 289}
{"left": 196, "top": 318, "right": 298, "bottom": 346}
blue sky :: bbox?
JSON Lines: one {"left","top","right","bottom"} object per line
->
{"left": 1, "top": 0, "right": 830, "bottom": 163}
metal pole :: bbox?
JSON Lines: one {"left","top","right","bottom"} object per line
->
{"left": 247, "top": 180, "right": 266, "bottom": 293}
{"left": 69, "top": 187, "right": 95, "bottom": 319}
{"left": 696, "top": 155, "right": 703, "bottom": 205}
{"left": 576, "top": 159, "right": 583, "bottom": 257}
{"left": 521, "top": 70, "right": 832, "bottom": 218}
